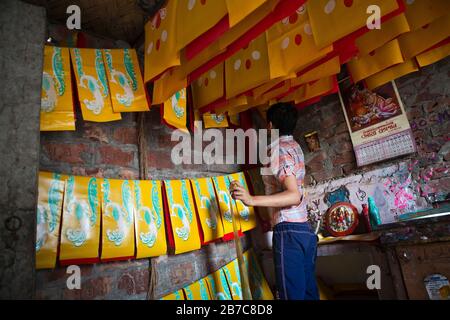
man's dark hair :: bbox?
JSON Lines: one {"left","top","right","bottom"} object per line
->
{"left": 266, "top": 102, "right": 298, "bottom": 136}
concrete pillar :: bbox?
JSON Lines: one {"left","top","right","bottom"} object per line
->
{"left": 0, "top": 0, "right": 46, "bottom": 299}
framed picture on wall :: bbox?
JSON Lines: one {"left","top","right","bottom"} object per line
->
{"left": 338, "top": 79, "right": 416, "bottom": 167}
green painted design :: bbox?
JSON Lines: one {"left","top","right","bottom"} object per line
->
{"left": 124, "top": 49, "right": 138, "bottom": 91}
{"left": 166, "top": 180, "right": 191, "bottom": 241}
{"left": 52, "top": 47, "right": 65, "bottom": 96}
{"left": 48, "top": 177, "right": 62, "bottom": 233}
{"left": 95, "top": 49, "right": 109, "bottom": 97}
{"left": 87, "top": 178, "right": 98, "bottom": 226}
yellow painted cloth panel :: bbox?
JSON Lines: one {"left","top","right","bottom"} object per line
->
{"left": 222, "top": 259, "right": 243, "bottom": 300}
{"left": 40, "top": 46, "right": 75, "bottom": 131}
{"left": 308, "top": 0, "right": 400, "bottom": 48}
{"left": 365, "top": 59, "right": 419, "bottom": 90}
{"left": 134, "top": 180, "right": 167, "bottom": 259}
{"left": 192, "top": 63, "right": 224, "bottom": 109}
{"left": 268, "top": 18, "right": 333, "bottom": 79}
{"left": 164, "top": 180, "right": 202, "bottom": 254}
{"left": 252, "top": 77, "right": 286, "bottom": 98}
{"left": 190, "top": 177, "right": 224, "bottom": 243}
{"left": 225, "top": 33, "right": 271, "bottom": 99}
{"left": 244, "top": 250, "right": 274, "bottom": 300}
{"left": 292, "top": 56, "right": 341, "bottom": 87}
{"left": 176, "top": 0, "right": 228, "bottom": 51}
{"left": 261, "top": 81, "right": 291, "bottom": 103}
{"left": 225, "top": 0, "right": 269, "bottom": 27}
{"left": 144, "top": 1, "right": 180, "bottom": 82}
{"left": 153, "top": 67, "right": 188, "bottom": 105}
{"left": 404, "top": 0, "right": 450, "bottom": 31}
{"left": 203, "top": 113, "right": 229, "bottom": 128}
{"left": 101, "top": 179, "right": 136, "bottom": 260}
{"left": 36, "top": 172, "right": 65, "bottom": 269}
{"left": 163, "top": 88, "right": 188, "bottom": 131}
{"left": 215, "top": 95, "right": 248, "bottom": 115}
{"left": 212, "top": 175, "right": 239, "bottom": 235}
{"left": 347, "top": 39, "right": 404, "bottom": 83}
{"left": 183, "top": 278, "right": 212, "bottom": 300}
{"left": 266, "top": 3, "right": 309, "bottom": 43}
{"left": 206, "top": 270, "right": 233, "bottom": 300}
{"left": 355, "top": 13, "right": 410, "bottom": 56}
{"left": 103, "top": 49, "right": 149, "bottom": 113}
{"left": 398, "top": 13, "right": 450, "bottom": 60}
{"left": 70, "top": 48, "right": 121, "bottom": 122}
{"left": 416, "top": 41, "right": 450, "bottom": 68}
{"left": 59, "top": 175, "right": 101, "bottom": 262}
{"left": 228, "top": 172, "right": 256, "bottom": 232}
{"left": 295, "top": 76, "right": 334, "bottom": 104}
{"left": 160, "top": 289, "right": 185, "bottom": 300}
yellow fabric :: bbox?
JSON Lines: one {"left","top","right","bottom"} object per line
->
{"left": 161, "top": 289, "right": 185, "bottom": 300}
{"left": 295, "top": 76, "right": 334, "bottom": 104}
{"left": 225, "top": 0, "right": 269, "bottom": 27}
{"left": 192, "top": 63, "right": 224, "bottom": 109}
{"left": 176, "top": 0, "right": 228, "bottom": 51}
{"left": 222, "top": 259, "right": 243, "bottom": 300}
{"left": 228, "top": 172, "right": 257, "bottom": 232}
{"left": 36, "top": 172, "right": 65, "bottom": 269}
{"left": 153, "top": 67, "right": 188, "bottom": 105}
{"left": 164, "top": 179, "right": 202, "bottom": 254}
{"left": 212, "top": 175, "right": 239, "bottom": 235}
{"left": 163, "top": 88, "right": 188, "bottom": 131}
{"left": 398, "top": 13, "right": 450, "bottom": 60}
{"left": 347, "top": 39, "right": 404, "bottom": 83}
{"left": 101, "top": 179, "right": 136, "bottom": 260}
{"left": 266, "top": 3, "right": 309, "bottom": 43}
{"left": 103, "top": 49, "right": 149, "bottom": 112}
{"left": 183, "top": 277, "right": 212, "bottom": 300}
{"left": 291, "top": 56, "right": 341, "bottom": 87}
{"left": 144, "top": 1, "right": 180, "bottom": 82}
{"left": 59, "top": 175, "right": 101, "bottom": 262}
{"left": 70, "top": 48, "right": 121, "bottom": 122}
{"left": 365, "top": 59, "right": 419, "bottom": 90}
{"left": 206, "top": 270, "right": 233, "bottom": 300}
{"left": 225, "top": 33, "right": 271, "bottom": 99}
{"left": 404, "top": 0, "right": 450, "bottom": 31}
{"left": 416, "top": 41, "right": 450, "bottom": 67}
{"left": 267, "top": 17, "right": 333, "bottom": 79}
{"left": 203, "top": 112, "right": 229, "bottom": 128}
{"left": 252, "top": 77, "right": 286, "bottom": 98}
{"left": 215, "top": 95, "right": 249, "bottom": 115}
{"left": 134, "top": 180, "right": 167, "bottom": 259}
{"left": 40, "top": 46, "right": 75, "bottom": 131}
{"left": 355, "top": 13, "right": 410, "bottom": 56}
{"left": 261, "top": 80, "right": 291, "bottom": 103}
{"left": 244, "top": 250, "right": 274, "bottom": 300}
{"left": 308, "top": 0, "right": 400, "bottom": 48}
{"left": 190, "top": 177, "right": 224, "bottom": 243}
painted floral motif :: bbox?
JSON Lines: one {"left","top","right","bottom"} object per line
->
{"left": 41, "top": 47, "right": 65, "bottom": 112}
{"left": 135, "top": 181, "right": 162, "bottom": 248}
{"left": 166, "top": 180, "right": 193, "bottom": 241}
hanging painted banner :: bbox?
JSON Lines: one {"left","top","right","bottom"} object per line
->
{"left": 227, "top": 173, "right": 257, "bottom": 232}
{"left": 36, "top": 172, "right": 65, "bottom": 269}
{"left": 244, "top": 250, "right": 274, "bottom": 300}
{"left": 225, "top": 0, "right": 269, "bottom": 28}
{"left": 203, "top": 112, "right": 229, "bottom": 128}
{"left": 182, "top": 277, "right": 213, "bottom": 300}
{"left": 164, "top": 180, "right": 202, "bottom": 254}
{"left": 40, "top": 46, "right": 75, "bottom": 131}
{"left": 365, "top": 59, "right": 419, "bottom": 90}
{"left": 160, "top": 289, "right": 185, "bottom": 300}
{"left": 190, "top": 177, "right": 224, "bottom": 243}
{"left": 134, "top": 180, "right": 167, "bottom": 258}
{"left": 59, "top": 175, "right": 101, "bottom": 264}
{"left": 403, "top": 0, "right": 450, "bottom": 31}
{"left": 222, "top": 259, "right": 243, "bottom": 300}
{"left": 338, "top": 80, "right": 416, "bottom": 167}
{"left": 70, "top": 48, "right": 121, "bottom": 122}
{"left": 206, "top": 270, "right": 233, "bottom": 300}
{"left": 192, "top": 63, "right": 224, "bottom": 109}
{"left": 212, "top": 175, "right": 239, "bottom": 235}
{"left": 101, "top": 179, "right": 136, "bottom": 261}
{"left": 103, "top": 49, "right": 149, "bottom": 112}
{"left": 416, "top": 40, "right": 450, "bottom": 68}
{"left": 163, "top": 88, "right": 188, "bottom": 131}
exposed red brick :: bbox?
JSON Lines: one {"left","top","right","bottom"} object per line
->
{"left": 83, "top": 124, "right": 109, "bottom": 143}
{"left": 332, "top": 152, "right": 355, "bottom": 166}
{"left": 343, "top": 163, "right": 356, "bottom": 175}
{"left": 113, "top": 127, "right": 137, "bottom": 145}
{"left": 98, "top": 146, "right": 135, "bottom": 166}
{"left": 44, "top": 143, "right": 91, "bottom": 165}
{"left": 147, "top": 151, "right": 175, "bottom": 169}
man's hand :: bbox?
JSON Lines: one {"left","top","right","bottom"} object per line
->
{"left": 229, "top": 182, "right": 254, "bottom": 207}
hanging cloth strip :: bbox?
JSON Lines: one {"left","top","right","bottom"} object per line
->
{"left": 162, "top": 88, "right": 188, "bottom": 131}
{"left": 365, "top": 59, "right": 419, "bottom": 90}
{"left": 203, "top": 112, "right": 229, "bottom": 128}
{"left": 416, "top": 38, "right": 450, "bottom": 68}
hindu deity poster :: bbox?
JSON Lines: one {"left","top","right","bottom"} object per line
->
{"left": 339, "top": 79, "right": 416, "bottom": 166}
{"left": 134, "top": 180, "right": 167, "bottom": 258}
{"left": 190, "top": 177, "right": 224, "bottom": 243}
{"left": 59, "top": 175, "right": 101, "bottom": 264}
{"left": 36, "top": 172, "right": 65, "bottom": 269}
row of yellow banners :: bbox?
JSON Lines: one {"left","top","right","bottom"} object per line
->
{"left": 40, "top": 46, "right": 150, "bottom": 131}
{"left": 152, "top": 0, "right": 450, "bottom": 130}
{"left": 36, "top": 171, "right": 257, "bottom": 269}
{"left": 160, "top": 249, "right": 273, "bottom": 300}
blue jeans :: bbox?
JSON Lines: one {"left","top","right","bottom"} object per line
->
{"left": 273, "top": 222, "right": 319, "bottom": 300}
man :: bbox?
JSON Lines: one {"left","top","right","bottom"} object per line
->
{"left": 230, "top": 102, "right": 319, "bottom": 300}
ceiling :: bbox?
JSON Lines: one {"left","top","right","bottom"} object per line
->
{"left": 24, "top": 0, "right": 165, "bottom": 46}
